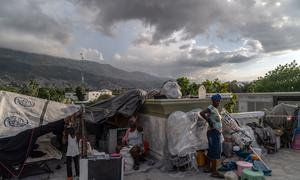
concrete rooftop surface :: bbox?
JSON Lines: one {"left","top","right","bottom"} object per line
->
{"left": 9, "top": 148, "right": 299, "bottom": 180}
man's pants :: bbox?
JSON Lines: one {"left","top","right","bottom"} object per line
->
{"left": 129, "top": 145, "right": 141, "bottom": 166}
{"left": 66, "top": 155, "right": 79, "bottom": 178}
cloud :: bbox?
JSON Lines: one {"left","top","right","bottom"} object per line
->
{"left": 0, "top": 0, "right": 72, "bottom": 56}
{"left": 175, "top": 39, "right": 263, "bottom": 68}
{"left": 80, "top": 48, "right": 104, "bottom": 61}
{"left": 109, "top": 37, "right": 264, "bottom": 81}
{"left": 77, "top": 0, "right": 300, "bottom": 53}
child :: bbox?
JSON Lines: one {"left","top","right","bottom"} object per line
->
{"left": 65, "top": 128, "right": 80, "bottom": 180}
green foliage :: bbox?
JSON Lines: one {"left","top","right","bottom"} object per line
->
{"left": 176, "top": 77, "right": 238, "bottom": 112}
{"left": 253, "top": 60, "right": 300, "bottom": 92}
{"left": 75, "top": 86, "right": 85, "bottom": 101}
{"left": 189, "top": 82, "right": 200, "bottom": 96}
{"left": 202, "top": 79, "right": 229, "bottom": 93}
{"left": 224, "top": 94, "right": 238, "bottom": 113}
{"left": 20, "top": 80, "right": 39, "bottom": 97}
{"left": 0, "top": 85, "right": 20, "bottom": 93}
{"left": 176, "top": 77, "right": 190, "bottom": 96}
{"left": 38, "top": 87, "right": 51, "bottom": 100}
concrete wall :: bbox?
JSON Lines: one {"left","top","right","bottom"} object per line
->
{"left": 237, "top": 92, "right": 300, "bottom": 112}
{"left": 140, "top": 114, "right": 167, "bottom": 160}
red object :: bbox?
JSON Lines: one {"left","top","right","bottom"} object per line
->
{"left": 111, "top": 153, "right": 121, "bottom": 157}
{"left": 143, "top": 140, "right": 150, "bottom": 155}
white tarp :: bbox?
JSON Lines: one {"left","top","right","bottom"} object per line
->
{"left": 166, "top": 109, "right": 208, "bottom": 156}
{"left": 0, "top": 91, "right": 80, "bottom": 138}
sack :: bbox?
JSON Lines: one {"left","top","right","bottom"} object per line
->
{"left": 166, "top": 110, "right": 208, "bottom": 156}
{"left": 161, "top": 81, "right": 182, "bottom": 99}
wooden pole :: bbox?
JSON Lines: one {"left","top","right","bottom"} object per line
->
{"left": 81, "top": 104, "right": 88, "bottom": 158}
{"left": 249, "top": 146, "right": 270, "bottom": 169}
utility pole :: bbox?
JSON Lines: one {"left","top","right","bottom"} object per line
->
{"left": 80, "top": 52, "right": 85, "bottom": 87}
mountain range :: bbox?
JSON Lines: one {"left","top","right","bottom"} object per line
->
{"left": 0, "top": 48, "right": 168, "bottom": 89}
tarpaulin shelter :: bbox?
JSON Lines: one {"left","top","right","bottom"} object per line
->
{"left": 264, "top": 103, "right": 299, "bottom": 147}
{"left": 83, "top": 89, "right": 146, "bottom": 152}
{"left": 85, "top": 89, "right": 147, "bottom": 124}
{"left": 0, "top": 91, "right": 80, "bottom": 176}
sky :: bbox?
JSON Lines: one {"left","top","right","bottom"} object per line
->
{"left": 0, "top": 0, "right": 300, "bottom": 82}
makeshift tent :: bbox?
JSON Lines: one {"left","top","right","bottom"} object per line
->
{"left": 85, "top": 89, "right": 147, "bottom": 124}
{"left": 0, "top": 91, "right": 80, "bottom": 176}
{"left": 264, "top": 103, "right": 299, "bottom": 147}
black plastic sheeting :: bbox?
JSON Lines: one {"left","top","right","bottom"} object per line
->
{"left": 0, "top": 120, "right": 64, "bottom": 175}
{"left": 85, "top": 89, "right": 147, "bottom": 124}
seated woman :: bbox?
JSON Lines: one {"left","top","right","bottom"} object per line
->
{"left": 122, "top": 115, "right": 144, "bottom": 170}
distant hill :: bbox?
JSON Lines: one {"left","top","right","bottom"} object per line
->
{"left": 0, "top": 48, "right": 168, "bottom": 89}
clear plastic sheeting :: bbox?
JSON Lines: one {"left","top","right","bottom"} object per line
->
{"left": 160, "top": 81, "right": 182, "bottom": 99}
{"left": 221, "top": 109, "right": 253, "bottom": 147}
{"left": 166, "top": 109, "right": 208, "bottom": 157}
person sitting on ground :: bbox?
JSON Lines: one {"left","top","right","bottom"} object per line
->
{"left": 122, "top": 115, "right": 144, "bottom": 170}
{"left": 64, "top": 127, "right": 80, "bottom": 180}
{"left": 200, "top": 94, "right": 224, "bottom": 179}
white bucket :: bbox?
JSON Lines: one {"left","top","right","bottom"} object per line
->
{"left": 120, "top": 147, "right": 134, "bottom": 171}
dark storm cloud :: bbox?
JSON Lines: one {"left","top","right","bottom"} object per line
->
{"left": 77, "top": 0, "right": 300, "bottom": 53}
{"left": 0, "top": 0, "right": 72, "bottom": 52}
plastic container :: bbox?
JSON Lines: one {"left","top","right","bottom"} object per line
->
{"left": 224, "top": 171, "right": 239, "bottom": 180}
{"left": 236, "top": 161, "right": 253, "bottom": 177}
{"left": 196, "top": 150, "right": 206, "bottom": 167}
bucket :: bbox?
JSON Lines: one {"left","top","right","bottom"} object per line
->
{"left": 196, "top": 150, "right": 206, "bottom": 167}
{"left": 236, "top": 161, "right": 252, "bottom": 176}
{"left": 224, "top": 171, "right": 239, "bottom": 180}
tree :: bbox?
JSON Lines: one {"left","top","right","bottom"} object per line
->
{"left": 201, "top": 79, "right": 229, "bottom": 93}
{"left": 38, "top": 87, "right": 51, "bottom": 100}
{"left": 176, "top": 77, "right": 190, "bottom": 96}
{"left": 189, "top": 82, "right": 200, "bottom": 96}
{"left": 75, "top": 86, "right": 85, "bottom": 101}
{"left": 253, "top": 60, "right": 300, "bottom": 92}
{"left": 20, "top": 80, "right": 39, "bottom": 97}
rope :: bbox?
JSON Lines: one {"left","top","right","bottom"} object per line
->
{"left": 0, "top": 128, "right": 35, "bottom": 177}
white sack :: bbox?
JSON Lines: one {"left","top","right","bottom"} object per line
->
{"left": 166, "top": 110, "right": 208, "bottom": 156}
{"left": 161, "top": 81, "right": 182, "bottom": 99}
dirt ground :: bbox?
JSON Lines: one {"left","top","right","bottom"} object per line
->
{"left": 9, "top": 148, "right": 300, "bottom": 180}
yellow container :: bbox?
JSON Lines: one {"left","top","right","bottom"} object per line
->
{"left": 196, "top": 150, "right": 206, "bottom": 167}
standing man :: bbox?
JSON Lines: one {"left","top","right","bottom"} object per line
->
{"left": 200, "top": 94, "right": 224, "bottom": 178}
{"left": 64, "top": 127, "right": 80, "bottom": 180}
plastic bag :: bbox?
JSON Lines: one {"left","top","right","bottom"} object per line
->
{"left": 161, "top": 81, "right": 182, "bottom": 99}
{"left": 166, "top": 110, "right": 208, "bottom": 156}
